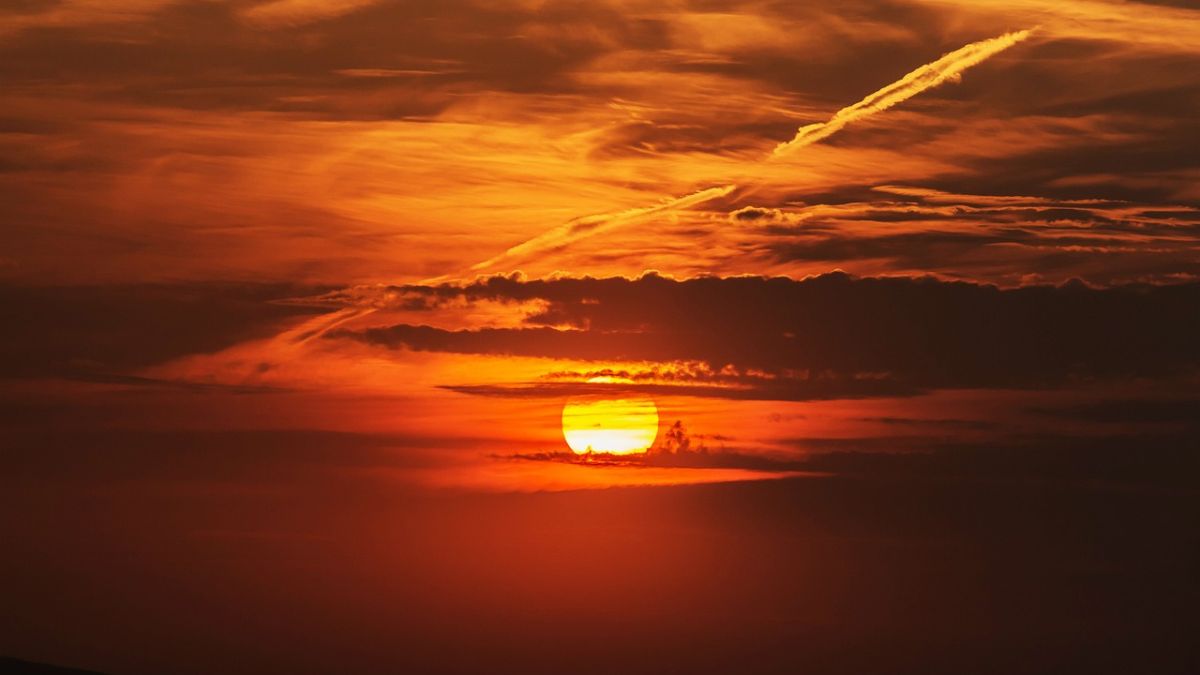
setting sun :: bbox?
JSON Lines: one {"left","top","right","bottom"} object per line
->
{"left": 562, "top": 396, "right": 660, "bottom": 455}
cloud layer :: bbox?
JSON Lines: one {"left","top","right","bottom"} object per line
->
{"left": 332, "top": 273, "right": 1200, "bottom": 397}
{"left": 1, "top": 1, "right": 1196, "bottom": 283}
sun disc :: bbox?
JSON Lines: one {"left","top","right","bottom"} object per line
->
{"left": 562, "top": 396, "right": 659, "bottom": 455}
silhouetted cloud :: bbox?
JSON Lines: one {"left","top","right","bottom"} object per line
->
{"left": 505, "top": 421, "right": 1200, "bottom": 490}
{"left": 730, "top": 206, "right": 791, "bottom": 223}
{"left": 0, "top": 282, "right": 328, "bottom": 379}
{"left": 1029, "top": 398, "right": 1200, "bottom": 425}
{"left": 792, "top": 431, "right": 1200, "bottom": 489}
{"left": 442, "top": 378, "right": 918, "bottom": 403}
{"left": 331, "top": 272, "right": 1200, "bottom": 397}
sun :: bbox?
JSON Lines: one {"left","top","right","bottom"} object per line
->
{"left": 562, "top": 395, "right": 659, "bottom": 455}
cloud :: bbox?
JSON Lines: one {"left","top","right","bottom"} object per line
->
{"left": 332, "top": 272, "right": 1200, "bottom": 396}
{"left": 729, "top": 206, "right": 795, "bottom": 223}
{"left": 454, "top": 29, "right": 1039, "bottom": 279}
{"left": 773, "top": 29, "right": 1035, "bottom": 157}
{"left": 914, "top": 0, "right": 1200, "bottom": 54}
{"left": 793, "top": 430, "right": 1200, "bottom": 489}
{"left": 441, "top": 378, "right": 918, "bottom": 403}
{"left": 0, "top": 0, "right": 1192, "bottom": 288}
{"left": 240, "top": 0, "right": 381, "bottom": 27}
{"left": 502, "top": 416, "right": 1200, "bottom": 489}
{"left": 712, "top": 187, "right": 1200, "bottom": 285}
{"left": 0, "top": 282, "right": 329, "bottom": 379}
{"left": 437, "top": 362, "right": 920, "bottom": 402}
{"left": 461, "top": 185, "right": 737, "bottom": 276}
{"left": 761, "top": 228, "right": 1200, "bottom": 285}
{"left": 1029, "top": 397, "right": 1200, "bottom": 425}
{"left": 0, "top": 0, "right": 174, "bottom": 36}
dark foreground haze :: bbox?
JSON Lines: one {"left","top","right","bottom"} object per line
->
{"left": 4, "top": 424, "right": 1198, "bottom": 674}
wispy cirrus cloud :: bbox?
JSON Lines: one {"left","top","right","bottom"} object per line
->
{"left": 239, "top": 0, "right": 382, "bottom": 27}
{"left": 460, "top": 29, "right": 1036, "bottom": 278}
{"left": 0, "top": 0, "right": 173, "bottom": 36}
{"left": 460, "top": 184, "right": 737, "bottom": 277}
{"left": 773, "top": 29, "right": 1035, "bottom": 157}
{"left": 914, "top": 0, "right": 1200, "bottom": 53}
{"left": 1, "top": 1, "right": 1189, "bottom": 286}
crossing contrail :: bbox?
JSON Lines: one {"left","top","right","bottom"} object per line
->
{"left": 458, "top": 29, "right": 1033, "bottom": 277}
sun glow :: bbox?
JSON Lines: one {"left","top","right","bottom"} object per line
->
{"left": 562, "top": 396, "right": 659, "bottom": 455}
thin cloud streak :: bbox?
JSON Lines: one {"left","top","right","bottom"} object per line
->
{"left": 457, "top": 30, "right": 1034, "bottom": 279}
{"left": 461, "top": 184, "right": 737, "bottom": 277}
{"left": 240, "top": 0, "right": 382, "bottom": 27}
{"left": 772, "top": 29, "right": 1035, "bottom": 157}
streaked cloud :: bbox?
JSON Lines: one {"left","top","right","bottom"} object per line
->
{"left": 462, "top": 185, "right": 737, "bottom": 277}
{"left": 0, "top": 0, "right": 173, "bottom": 35}
{"left": 0, "top": 1, "right": 1194, "bottom": 286}
{"left": 460, "top": 28, "right": 1040, "bottom": 277}
{"left": 915, "top": 0, "right": 1200, "bottom": 53}
{"left": 332, "top": 272, "right": 1200, "bottom": 396}
{"left": 239, "top": 0, "right": 382, "bottom": 27}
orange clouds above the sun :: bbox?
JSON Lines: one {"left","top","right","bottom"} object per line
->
{"left": 1, "top": 0, "right": 1197, "bottom": 286}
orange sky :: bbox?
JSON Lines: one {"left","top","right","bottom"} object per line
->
{"left": 3, "top": 3, "right": 1199, "bottom": 673}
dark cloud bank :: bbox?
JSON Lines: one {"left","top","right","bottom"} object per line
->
{"left": 0, "top": 282, "right": 328, "bottom": 380}
{"left": 335, "top": 272, "right": 1200, "bottom": 397}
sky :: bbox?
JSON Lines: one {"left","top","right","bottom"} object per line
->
{"left": 2, "top": 1, "right": 1199, "bottom": 674}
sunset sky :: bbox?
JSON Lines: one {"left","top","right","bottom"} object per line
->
{"left": 2, "top": 1, "right": 1198, "bottom": 673}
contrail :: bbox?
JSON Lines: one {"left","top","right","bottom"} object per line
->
{"left": 284, "top": 307, "right": 375, "bottom": 344}
{"left": 772, "top": 29, "right": 1034, "bottom": 157}
{"left": 464, "top": 184, "right": 736, "bottom": 274}
{"left": 452, "top": 29, "right": 1032, "bottom": 280}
